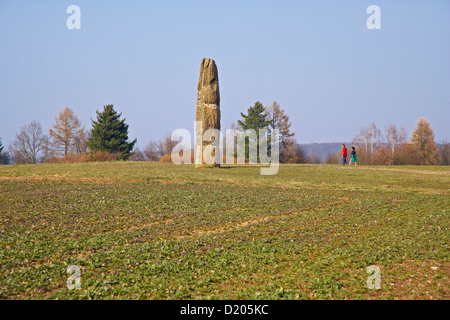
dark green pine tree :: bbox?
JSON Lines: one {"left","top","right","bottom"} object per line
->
{"left": 237, "top": 101, "right": 271, "bottom": 161}
{"left": 0, "top": 138, "right": 6, "bottom": 165}
{"left": 87, "top": 105, "right": 137, "bottom": 160}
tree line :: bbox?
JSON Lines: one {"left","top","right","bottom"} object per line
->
{"left": 134, "top": 101, "right": 313, "bottom": 164}
{"left": 133, "top": 101, "right": 448, "bottom": 165}
{"left": 0, "top": 105, "right": 136, "bottom": 164}
{"left": 324, "top": 118, "right": 449, "bottom": 165}
{"left": 0, "top": 102, "right": 448, "bottom": 165}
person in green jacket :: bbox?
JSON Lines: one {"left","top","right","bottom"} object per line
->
{"left": 349, "top": 147, "right": 357, "bottom": 166}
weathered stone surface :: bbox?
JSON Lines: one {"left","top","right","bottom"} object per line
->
{"left": 195, "top": 58, "right": 221, "bottom": 167}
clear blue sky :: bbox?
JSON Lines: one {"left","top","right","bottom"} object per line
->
{"left": 1, "top": 0, "right": 449, "bottom": 148}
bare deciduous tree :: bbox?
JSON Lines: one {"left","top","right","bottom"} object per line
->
{"left": 437, "top": 141, "right": 449, "bottom": 165}
{"left": 129, "top": 146, "right": 147, "bottom": 161}
{"left": 284, "top": 142, "right": 308, "bottom": 164}
{"left": 144, "top": 140, "right": 161, "bottom": 161}
{"left": 352, "top": 122, "right": 383, "bottom": 164}
{"left": 324, "top": 150, "right": 342, "bottom": 164}
{"left": 144, "top": 133, "right": 178, "bottom": 161}
{"left": 9, "top": 120, "right": 49, "bottom": 164}
{"left": 386, "top": 125, "right": 407, "bottom": 164}
{"left": 49, "top": 106, "right": 85, "bottom": 158}
{"left": 73, "top": 129, "right": 90, "bottom": 155}
{"left": 265, "top": 101, "right": 295, "bottom": 163}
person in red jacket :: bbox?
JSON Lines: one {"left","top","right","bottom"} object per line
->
{"left": 342, "top": 144, "right": 348, "bottom": 165}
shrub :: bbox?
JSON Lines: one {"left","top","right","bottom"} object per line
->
{"left": 92, "top": 151, "right": 121, "bottom": 162}
{"left": 324, "top": 151, "right": 341, "bottom": 164}
{"left": 159, "top": 154, "right": 172, "bottom": 163}
{"left": 373, "top": 146, "right": 391, "bottom": 165}
{"left": 47, "top": 151, "right": 121, "bottom": 163}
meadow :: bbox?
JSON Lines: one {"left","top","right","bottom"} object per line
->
{"left": 0, "top": 162, "right": 448, "bottom": 299}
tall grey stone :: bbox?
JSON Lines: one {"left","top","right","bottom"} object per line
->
{"left": 195, "top": 58, "right": 221, "bottom": 167}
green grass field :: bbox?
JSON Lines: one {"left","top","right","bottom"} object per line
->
{"left": 0, "top": 162, "right": 448, "bottom": 300}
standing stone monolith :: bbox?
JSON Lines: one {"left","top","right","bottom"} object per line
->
{"left": 195, "top": 58, "right": 221, "bottom": 167}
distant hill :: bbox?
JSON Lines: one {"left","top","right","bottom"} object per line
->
{"left": 300, "top": 142, "right": 350, "bottom": 163}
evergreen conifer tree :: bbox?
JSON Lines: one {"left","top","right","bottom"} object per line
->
{"left": 237, "top": 101, "right": 271, "bottom": 161}
{"left": 87, "top": 105, "right": 136, "bottom": 160}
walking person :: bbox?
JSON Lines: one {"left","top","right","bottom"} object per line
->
{"left": 349, "top": 147, "right": 357, "bottom": 166}
{"left": 342, "top": 144, "right": 348, "bottom": 165}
